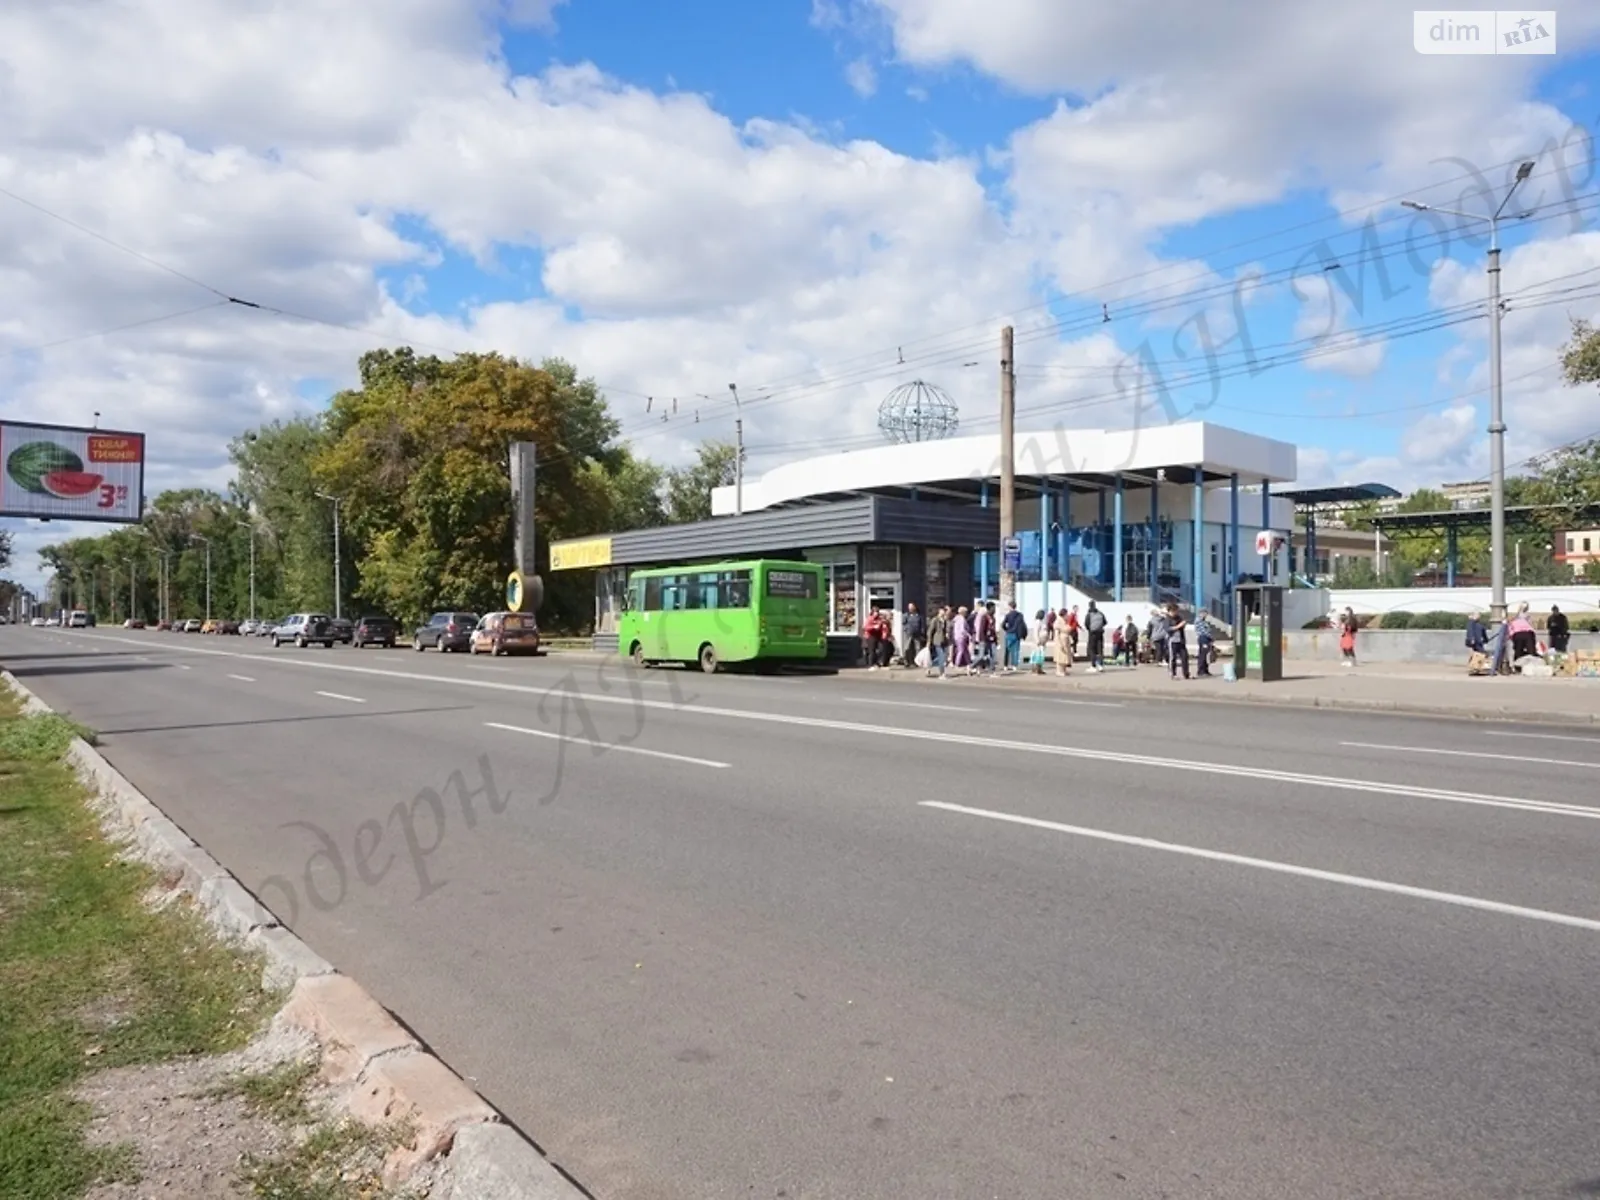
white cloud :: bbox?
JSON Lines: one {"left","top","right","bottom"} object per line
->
{"left": 845, "top": 57, "right": 879, "bottom": 98}
{"left": 3, "top": 0, "right": 1599, "bottom": 595}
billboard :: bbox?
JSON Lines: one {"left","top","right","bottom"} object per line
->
{"left": 0, "top": 421, "right": 145, "bottom": 523}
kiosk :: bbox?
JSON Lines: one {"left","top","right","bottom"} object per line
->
{"left": 1234, "top": 582, "right": 1284, "bottom": 682}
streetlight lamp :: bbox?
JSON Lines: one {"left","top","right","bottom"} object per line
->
{"left": 1402, "top": 158, "right": 1536, "bottom": 622}
{"left": 314, "top": 492, "right": 342, "bottom": 620}
{"left": 190, "top": 534, "right": 212, "bottom": 622}
{"left": 236, "top": 519, "right": 257, "bottom": 622}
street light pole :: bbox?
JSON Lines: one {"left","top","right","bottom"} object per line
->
{"left": 125, "top": 559, "right": 137, "bottom": 622}
{"left": 315, "top": 493, "right": 342, "bottom": 620}
{"left": 1402, "top": 159, "right": 1535, "bottom": 622}
{"left": 236, "top": 520, "right": 256, "bottom": 622}
{"left": 190, "top": 535, "right": 212, "bottom": 622}
{"left": 727, "top": 384, "right": 744, "bottom": 516}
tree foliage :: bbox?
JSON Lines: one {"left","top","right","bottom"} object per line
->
{"left": 663, "top": 441, "right": 739, "bottom": 524}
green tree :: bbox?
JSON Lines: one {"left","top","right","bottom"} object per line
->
{"left": 314, "top": 349, "right": 631, "bottom": 630}
{"left": 0, "top": 528, "right": 10, "bottom": 571}
{"left": 664, "top": 441, "right": 738, "bottom": 524}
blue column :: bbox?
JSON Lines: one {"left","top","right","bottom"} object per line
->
{"left": 1149, "top": 475, "right": 1160, "bottom": 602}
{"left": 1056, "top": 486, "right": 1068, "bottom": 610}
{"left": 1096, "top": 488, "right": 1107, "bottom": 588}
{"left": 1039, "top": 482, "right": 1051, "bottom": 604}
{"left": 1229, "top": 473, "right": 1240, "bottom": 622}
{"left": 1446, "top": 525, "right": 1458, "bottom": 587}
{"left": 980, "top": 481, "right": 989, "bottom": 599}
{"left": 1061, "top": 486, "right": 1072, "bottom": 601}
{"left": 1192, "top": 467, "right": 1204, "bottom": 615}
{"left": 1113, "top": 476, "right": 1124, "bottom": 602}
{"left": 1260, "top": 478, "right": 1271, "bottom": 581}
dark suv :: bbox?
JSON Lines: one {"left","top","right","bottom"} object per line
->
{"left": 413, "top": 611, "right": 478, "bottom": 653}
{"left": 352, "top": 615, "right": 397, "bottom": 649}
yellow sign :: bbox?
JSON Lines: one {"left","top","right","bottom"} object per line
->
{"left": 549, "top": 536, "right": 613, "bottom": 570}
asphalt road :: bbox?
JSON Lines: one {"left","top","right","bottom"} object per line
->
{"left": 6, "top": 624, "right": 1600, "bottom": 1199}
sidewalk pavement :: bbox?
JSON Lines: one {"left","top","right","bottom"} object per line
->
{"left": 861, "top": 657, "right": 1600, "bottom": 726}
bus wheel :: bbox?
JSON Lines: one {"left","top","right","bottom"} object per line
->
{"left": 629, "top": 641, "right": 647, "bottom": 668}
{"left": 698, "top": 643, "right": 718, "bottom": 674}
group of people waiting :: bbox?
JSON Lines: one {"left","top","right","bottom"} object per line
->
{"left": 871, "top": 599, "right": 1216, "bottom": 680}
{"left": 1463, "top": 602, "right": 1572, "bottom": 673}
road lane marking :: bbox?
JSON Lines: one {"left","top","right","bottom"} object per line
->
{"left": 1046, "top": 697, "right": 1127, "bottom": 708}
{"left": 315, "top": 691, "right": 367, "bottom": 704}
{"left": 920, "top": 801, "right": 1600, "bottom": 935}
{"left": 1342, "top": 741, "right": 1600, "bottom": 770}
{"left": 50, "top": 629, "right": 1598, "bottom": 820}
{"left": 227, "top": 674, "right": 257, "bottom": 683}
{"left": 177, "top": 664, "right": 191, "bottom": 671}
{"left": 484, "top": 722, "right": 729, "bottom": 768}
{"left": 1482, "top": 730, "right": 1600, "bottom": 745}
{"left": 841, "top": 697, "right": 978, "bottom": 713}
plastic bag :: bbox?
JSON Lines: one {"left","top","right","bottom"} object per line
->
{"left": 915, "top": 645, "right": 931, "bottom": 669}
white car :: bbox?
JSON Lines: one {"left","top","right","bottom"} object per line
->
{"left": 30, "top": 616, "right": 46, "bottom": 627}
{"left": 68, "top": 610, "right": 90, "bottom": 627}
{"left": 239, "top": 619, "right": 258, "bottom": 636}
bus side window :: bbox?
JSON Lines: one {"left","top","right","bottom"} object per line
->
{"left": 723, "top": 571, "right": 751, "bottom": 608}
{"left": 644, "top": 577, "right": 664, "bottom": 611}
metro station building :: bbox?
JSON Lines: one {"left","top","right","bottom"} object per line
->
{"left": 549, "top": 421, "right": 1298, "bottom": 658}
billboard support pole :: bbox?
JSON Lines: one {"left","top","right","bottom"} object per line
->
{"left": 510, "top": 442, "right": 544, "bottom": 613}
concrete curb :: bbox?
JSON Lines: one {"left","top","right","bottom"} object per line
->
{"left": 863, "top": 665, "right": 1600, "bottom": 727}
{"left": 0, "top": 668, "right": 587, "bottom": 1199}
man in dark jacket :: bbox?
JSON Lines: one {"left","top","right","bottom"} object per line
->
{"left": 1001, "top": 601, "right": 1026, "bottom": 672}
{"left": 902, "top": 602, "right": 925, "bottom": 667}
{"left": 1549, "top": 605, "right": 1570, "bottom": 653}
{"left": 1085, "top": 601, "right": 1107, "bottom": 672}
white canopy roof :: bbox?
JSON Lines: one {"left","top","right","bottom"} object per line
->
{"left": 712, "top": 421, "right": 1298, "bottom": 516}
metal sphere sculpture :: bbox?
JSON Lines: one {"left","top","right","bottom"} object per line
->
{"left": 877, "top": 379, "right": 960, "bottom": 444}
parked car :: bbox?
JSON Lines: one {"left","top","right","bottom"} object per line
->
{"left": 30, "top": 616, "right": 46, "bottom": 627}
{"left": 412, "top": 611, "right": 478, "bottom": 653}
{"left": 330, "top": 617, "right": 354, "bottom": 644}
{"left": 256, "top": 620, "right": 279, "bottom": 638}
{"left": 154, "top": 620, "right": 172, "bottom": 631}
{"left": 239, "top": 619, "right": 258, "bottom": 636}
{"left": 272, "top": 613, "right": 337, "bottom": 648}
{"left": 182, "top": 619, "right": 202, "bottom": 632}
{"left": 218, "top": 619, "right": 241, "bottom": 635}
{"left": 123, "top": 618, "right": 146, "bottom": 629}
{"left": 469, "top": 611, "right": 541, "bottom": 656}
{"left": 351, "top": 615, "right": 397, "bottom": 649}
{"left": 68, "top": 610, "right": 90, "bottom": 628}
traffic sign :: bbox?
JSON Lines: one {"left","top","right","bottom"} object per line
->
{"left": 1001, "top": 536, "right": 1022, "bottom": 573}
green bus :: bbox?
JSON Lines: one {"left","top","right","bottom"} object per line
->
{"left": 619, "top": 559, "right": 827, "bottom": 673}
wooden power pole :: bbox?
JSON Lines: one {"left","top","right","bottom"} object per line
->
{"left": 999, "top": 324, "right": 1016, "bottom": 606}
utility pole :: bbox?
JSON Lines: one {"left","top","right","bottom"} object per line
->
{"left": 236, "top": 520, "right": 256, "bottom": 621}
{"left": 1402, "top": 159, "right": 1534, "bottom": 621}
{"left": 125, "top": 559, "right": 137, "bottom": 622}
{"left": 999, "top": 325, "right": 1017, "bottom": 607}
{"left": 728, "top": 384, "right": 744, "bottom": 516}
{"left": 316, "top": 493, "right": 342, "bottom": 619}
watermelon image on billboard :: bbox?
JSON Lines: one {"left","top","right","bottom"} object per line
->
{"left": 0, "top": 421, "right": 145, "bottom": 523}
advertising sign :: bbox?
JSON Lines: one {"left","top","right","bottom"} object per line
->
{"left": 0, "top": 421, "right": 145, "bottom": 523}
{"left": 1001, "top": 536, "right": 1022, "bottom": 573}
{"left": 1245, "top": 623, "right": 1263, "bottom": 669}
{"left": 549, "top": 536, "right": 613, "bottom": 570}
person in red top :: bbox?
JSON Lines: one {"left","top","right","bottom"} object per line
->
{"left": 1065, "top": 605, "right": 1081, "bottom": 658}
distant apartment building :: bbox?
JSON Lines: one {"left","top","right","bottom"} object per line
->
{"left": 1556, "top": 528, "right": 1600, "bottom": 577}
{"left": 1290, "top": 527, "right": 1393, "bottom": 582}
{"left": 1440, "top": 480, "right": 1491, "bottom": 509}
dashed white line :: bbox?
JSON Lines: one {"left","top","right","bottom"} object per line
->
{"left": 1341, "top": 740, "right": 1600, "bottom": 770}
{"left": 485, "top": 721, "right": 730, "bottom": 768}
{"left": 1482, "top": 729, "right": 1600, "bottom": 745}
{"left": 227, "top": 674, "right": 257, "bottom": 683}
{"left": 841, "top": 697, "right": 978, "bottom": 713}
{"left": 314, "top": 690, "right": 367, "bottom": 704}
{"left": 921, "top": 800, "right": 1600, "bottom": 934}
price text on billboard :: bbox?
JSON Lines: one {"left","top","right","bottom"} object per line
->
{"left": 0, "top": 421, "right": 146, "bottom": 523}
